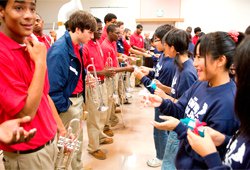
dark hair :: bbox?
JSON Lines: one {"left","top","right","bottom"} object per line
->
{"left": 136, "top": 24, "right": 143, "bottom": 29}
{"left": 124, "top": 28, "right": 131, "bottom": 33}
{"left": 95, "top": 17, "right": 102, "bottom": 24}
{"left": 64, "top": 20, "right": 70, "bottom": 31}
{"left": 198, "top": 31, "right": 236, "bottom": 70}
{"left": 0, "top": 0, "right": 36, "bottom": 8}
{"left": 163, "top": 28, "right": 190, "bottom": 71}
{"left": 68, "top": 10, "right": 96, "bottom": 33}
{"left": 234, "top": 35, "right": 250, "bottom": 137}
{"left": 116, "top": 21, "right": 124, "bottom": 27}
{"left": 104, "top": 13, "right": 117, "bottom": 24}
{"left": 194, "top": 27, "right": 201, "bottom": 34}
{"left": 0, "top": 1, "right": 7, "bottom": 8}
{"left": 154, "top": 24, "right": 174, "bottom": 40}
{"left": 245, "top": 25, "right": 250, "bottom": 35}
{"left": 107, "top": 24, "right": 118, "bottom": 33}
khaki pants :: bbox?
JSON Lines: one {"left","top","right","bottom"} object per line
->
{"left": 105, "top": 76, "right": 119, "bottom": 129}
{"left": 85, "top": 82, "right": 109, "bottom": 152}
{"left": 60, "top": 96, "right": 84, "bottom": 170}
{"left": 3, "top": 139, "right": 58, "bottom": 170}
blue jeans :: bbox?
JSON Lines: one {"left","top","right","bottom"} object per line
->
{"left": 161, "top": 131, "right": 179, "bottom": 170}
{"left": 154, "top": 108, "right": 168, "bottom": 160}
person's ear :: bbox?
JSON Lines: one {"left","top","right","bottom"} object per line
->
{"left": 0, "top": 6, "right": 5, "bottom": 19}
{"left": 217, "top": 55, "right": 227, "bottom": 68}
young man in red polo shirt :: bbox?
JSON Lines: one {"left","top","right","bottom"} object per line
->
{"left": 99, "top": 13, "right": 117, "bottom": 44}
{"left": 101, "top": 24, "right": 134, "bottom": 129}
{"left": 130, "top": 24, "right": 145, "bottom": 52}
{"left": 83, "top": 17, "right": 115, "bottom": 160}
{"left": 0, "top": 0, "right": 65, "bottom": 169}
{"left": 47, "top": 11, "right": 96, "bottom": 169}
{"left": 33, "top": 13, "right": 52, "bottom": 49}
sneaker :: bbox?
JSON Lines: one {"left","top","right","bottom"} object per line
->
{"left": 100, "top": 137, "right": 113, "bottom": 145}
{"left": 147, "top": 158, "right": 162, "bottom": 167}
{"left": 89, "top": 150, "right": 106, "bottom": 160}
{"left": 103, "top": 129, "right": 114, "bottom": 137}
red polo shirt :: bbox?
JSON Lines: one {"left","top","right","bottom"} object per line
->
{"left": 83, "top": 40, "right": 105, "bottom": 80}
{"left": 101, "top": 38, "right": 119, "bottom": 68}
{"left": 130, "top": 32, "right": 144, "bottom": 49}
{"left": 0, "top": 32, "right": 57, "bottom": 152}
{"left": 72, "top": 43, "right": 83, "bottom": 94}
{"left": 99, "top": 25, "right": 107, "bottom": 44}
{"left": 122, "top": 38, "right": 131, "bottom": 56}
{"left": 33, "top": 33, "right": 51, "bottom": 50}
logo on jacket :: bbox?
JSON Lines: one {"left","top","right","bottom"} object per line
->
{"left": 185, "top": 97, "right": 208, "bottom": 119}
{"left": 155, "top": 64, "right": 162, "bottom": 78}
{"left": 69, "top": 66, "right": 78, "bottom": 76}
{"left": 224, "top": 139, "right": 246, "bottom": 168}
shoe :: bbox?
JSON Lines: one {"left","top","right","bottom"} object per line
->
{"left": 103, "top": 129, "right": 114, "bottom": 137}
{"left": 123, "top": 99, "right": 131, "bottom": 104}
{"left": 147, "top": 158, "right": 162, "bottom": 167}
{"left": 115, "top": 107, "right": 121, "bottom": 113}
{"left": 89, "top": 150, "right": 106, "bottom": 160}
{"left": 100, "top": 137, "right": 113, "bottom": 145}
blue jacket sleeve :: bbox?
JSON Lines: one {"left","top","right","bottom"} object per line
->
{"left": 47, "top": 46, "right": 71, "bottom": 113}
{"left": 159, "top": 88, "right": 191, "bottom": 118}
{"left": 148, "top": 70, "right": 155, "bottom": 78}
{"left": 141, "top": 76, "right": 155, "bottom": 94}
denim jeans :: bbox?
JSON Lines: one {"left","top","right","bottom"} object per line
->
{"left": 154, "top": 108, "right": 168, "bottom": 160}
{"left": 161, "top": 131, "right": 179, "bottom": 170}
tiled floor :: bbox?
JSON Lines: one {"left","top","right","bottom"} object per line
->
{"left": 82, "top": 87, "right": 160, "bottom": 170}
{"left": 0, "top": 87, "right": 161, "bottom": 170}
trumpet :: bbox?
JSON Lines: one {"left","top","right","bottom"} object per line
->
{"left": 55, "top": 118, "right": 82, "bottom": 170}
{"left": 86, "top": 58, "right": 109, "bottom": 112}
{"left": 105, "top": 54, "right": 119, "bottom": 105}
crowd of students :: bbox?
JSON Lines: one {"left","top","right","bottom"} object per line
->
{"left": 1, "top": 0, "right": 250, "bottom": 170}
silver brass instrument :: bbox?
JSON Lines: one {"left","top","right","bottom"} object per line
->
{"left": 86, "top": 58, "right": 109, "bottom": 112}
{"left": 105, "top": 54, "right": 119, "bottom": 105}
{"left": 55, "top": 118, "right": 82, "bottom": 170}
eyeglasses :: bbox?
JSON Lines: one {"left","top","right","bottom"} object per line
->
{"left": 154, "top": 39, "right": 161, "bottom": 42}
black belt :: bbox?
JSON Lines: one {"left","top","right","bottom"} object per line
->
{"left": 100, "top": 80, "right": 104, "bottom": 84}
{"left": 13, "top": 136, "right": 55, "bottom": 154}
{"left": 70, "top": 92, "right": 83, "bottom": 98}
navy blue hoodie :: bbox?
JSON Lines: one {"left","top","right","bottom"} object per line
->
{"left": 204, "top": 131, "right": 250, "bottom": 169}
{"left": 159, "top": 80, "right": 239, "bottom": 169}
{"left": 141, "top": 53, "right": 176, "bottom": 93}
{"left": 170, "top": 59, "right": 197, "bottom": 99}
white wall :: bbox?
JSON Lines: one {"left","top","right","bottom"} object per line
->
{"left": 37, "top": 0, "right": 250, "bottom": 35}
{"left": 178, "top": 0, "right": 250, "bottom": 34}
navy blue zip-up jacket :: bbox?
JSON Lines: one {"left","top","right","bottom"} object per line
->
{"left": 47, "top": 31, "right": 86, "bottom": 113}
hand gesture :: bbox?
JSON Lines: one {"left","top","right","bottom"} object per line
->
{"left": 24, "top": 37, "right": 47, "bottom": 65}
{"left": 151, "top": 115, "right": 180, "bottom": 131}
{"left": 187, "top": 129, "right": 217, "bottom": 157}
{"left": 0, "top": 116, "right": 37, "bottom": 144}
{"left": 154, "top": 87, "right": 168, "bottom": 99}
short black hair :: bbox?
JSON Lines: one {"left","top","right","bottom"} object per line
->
{"left": 136, "top": 24, "right": 143, "bottom": 29}
{"left": 107, "top": 24, "right": 118, "bottom": 33}
{"left": 95, "top": 17, "right": 102, "bottom": 24}
{"left": 104, "top": 13, "right": 117, "bottom": 24}
{"left": 154, "top": 24, "right": 174, "bottom": 40}
{"left": 0, "top": 0, "right": 37, "bottom": 8}
{"left": 194, "top": 27, "right": 201, "bottom": 34}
